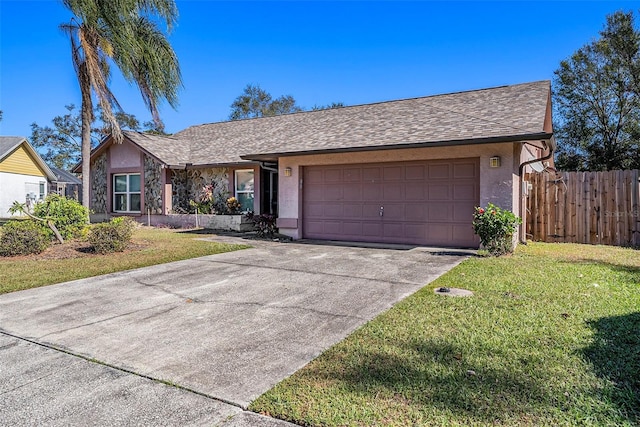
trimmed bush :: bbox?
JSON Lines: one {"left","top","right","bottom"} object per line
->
{"left": 472, "top": 203, "right": 521, "bottom": 256}
{"left": 0, "top": 220, "right": 50, "bottom": 256}
{"left": 33, "top": 194, "right": 89, "bottom": 240}
{"left": 88, "top": 217, "right": 136, "bottom": 254}
{"left": 245, "top": 212, "right": 278, "bottom": 238}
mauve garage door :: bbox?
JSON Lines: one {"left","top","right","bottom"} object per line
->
{"left": 302, "top": 158, "right": 480, "bottom": 247}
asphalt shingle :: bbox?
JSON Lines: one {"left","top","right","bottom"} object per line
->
{"left": 124, "top": 81, "right": 551, "bottom": 166}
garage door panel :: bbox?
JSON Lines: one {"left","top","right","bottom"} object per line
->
{"left": 303, "top": 158, "right": 479, "bottom": 247}
{"left": 453, "top": 204, "right": 474, "bottom": 222}
{"left": 428, "top": 204, "right": 451, "bottom": 221}
{"left": 344, "top": 204, "right": 363, "bottom": 218}
{"left": 323, "top": 203, "right": 343, "bottom": 217}
{"left": 305, "top": 203, "right": 325, "bottom": 218}
{"left": 324, "top": 185, "right": 343, "bottom": 200}
{"left": 405, "top": 204, "right": 427, "bottom": 221}
{"left": 405, "top": 165, "right": 426, "bottom": 180}
{"left": 383, "top": 183, "right": 403, "bottom": 200}
{"left": 383, "top": 166, "right": 403, "bottom": 181}
{"left": 383, "top": 223, "right": 404, "bottom": 238}
{"left": 405, "top": 183, "right": 426, "bottom": 200}
{"left": 429, "top": 164, "right": 450, "bottom": 179}
{"left": 306, "top": 170, "right": 324, "bottom": 184}
{"left": 343, "top": 168, "right": 361, "bottom": 182}
{"left": 428, "top": 184, "right": 450, "bottom": 200}
{"left": 343, "top": 185, "right": 362, "bottom": 201}
{"left": 363, "top": 184, "right": 382, "bottom": 200}
{"left": 454, "top": 163, "right": 477, "bottom": 178}
{"left": 324, "top": 169, "right": 342, "bottom": 182}
{"left": 453, "top": 183, "right": 476, "bottom": 200}
{"left": 382, "top": 204, "right": 404, "bottom": 220}
{"left": 362, "top": 204, "right": 382, "bottom": 219}
{"left": 363, "top": 167, "right": 381, "bottom": 181}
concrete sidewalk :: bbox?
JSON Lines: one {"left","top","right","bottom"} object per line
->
{"left": 0, "top": 238, "right": 468, "bottom": 425}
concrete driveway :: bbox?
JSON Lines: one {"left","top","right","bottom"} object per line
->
{"left": 0, "top": 237, "right": 469, "bottom": 425}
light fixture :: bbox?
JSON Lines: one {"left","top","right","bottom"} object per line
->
{"left": 489, "top": 156, "right": 501, "bottom": 168}
{"left": 284, "top": 167, "right": 292, "bottom": 177}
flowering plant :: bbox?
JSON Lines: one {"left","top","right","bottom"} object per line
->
{"left": 226, "top": 197, "right": 241, "bottom": 214}
{"left": 472, "top": 203, "right": 521, "bottom": 256}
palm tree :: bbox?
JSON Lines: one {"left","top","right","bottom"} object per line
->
{"left": 61, "top": 0, "right": 182, "bottom": 209}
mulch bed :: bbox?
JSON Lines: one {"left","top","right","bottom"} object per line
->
{"left": 1, "top": 240, "right": 149, "bottom": 261}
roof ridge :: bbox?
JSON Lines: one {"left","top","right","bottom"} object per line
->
{"left": 175, "top": 80, "right": 551, "bottom": 132}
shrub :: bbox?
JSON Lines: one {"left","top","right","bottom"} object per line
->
{"left": 245, "top": 212, "right": 278, "bottom": 238}
{"left": 0, "top": 220, "right": 50, "bottom": 256}
{"left": 33, "top": 194, "right": 89, "bottom": 240}
{"left": 88, "top": 217, "right": 136, "bottom": 254}
{"left": 472, "top": 203, "right": 521, "bottom": 256}
{"left": 226, "top": 197, "right": 241, "bottom": 214}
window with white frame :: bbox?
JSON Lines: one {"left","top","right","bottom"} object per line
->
{"left": 234, "top": 169, "right": 254, "bottom": 212}
{"left": 113, "top": 174, "right": 141, "bottom": 212}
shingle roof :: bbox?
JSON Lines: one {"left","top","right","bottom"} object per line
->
{"left": 0, "top": 136, "right": 26, "bottom": 160}
{"left": 50, "top": 167, "right": 81, "bottom": 184}
{"left": 122, "top": 132, "right": 190, "bottom": 166}
{"left": 129, "top": 81, "right": 552, "bottom": 166}
{"left": 0, "top": 136, "right": 57, "bottom": 180}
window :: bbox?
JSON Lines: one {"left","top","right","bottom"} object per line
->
{"left": 39, "top": 182, "right": 45, "bottom": 200}
{"left": 234, "top": 169, "right": 254, "bottom": 212}
{"left": 113, "top": 174, "right": 141, "bottom": 212}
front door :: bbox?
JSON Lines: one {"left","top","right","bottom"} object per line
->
{"left": 261, "top": 168, "right": 278, "bottom": 215}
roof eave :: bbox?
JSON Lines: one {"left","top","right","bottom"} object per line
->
{"left": 240, "top": 132, "right": 554, "bottom": 161}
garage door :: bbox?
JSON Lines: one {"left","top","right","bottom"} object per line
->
{"left": 302, "top": 158, "right": 480, "bottom": 247}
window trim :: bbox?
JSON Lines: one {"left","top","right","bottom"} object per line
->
{"left": 234, "top": 169, "right": 255, "bottom": 212}
{"left": 113, "top": 173, "right": 141, "bottom": 213}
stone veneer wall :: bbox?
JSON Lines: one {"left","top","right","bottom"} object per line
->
{"left": 90, "top": 153, "right": 107, "bottom": 214}
{"left": 170, "top": 167, "right": 229, "bottom": 212}
{"left": 144, "top": 154, "right": 163, "bottom": 214}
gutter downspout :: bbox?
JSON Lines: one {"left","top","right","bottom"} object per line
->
{"left": 518, "top": 137, "right": 556, "bottom": 244}
{"left": 259, "top": 162, "right": 278, "bottom": 173}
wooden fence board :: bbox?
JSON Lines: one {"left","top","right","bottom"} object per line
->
{"left": 525, "top": 170, "right": 640, "bottom": 246}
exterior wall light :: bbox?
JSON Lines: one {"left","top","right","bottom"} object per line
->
{"left": 489, "top": 156, "right": 501, "bottom": 168}
{"left": 284, "top": 167, "right": 292, "bottom": 177}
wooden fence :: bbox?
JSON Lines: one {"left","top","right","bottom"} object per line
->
{"left": 525, "top": 170, "right": 640, "bottom": 246}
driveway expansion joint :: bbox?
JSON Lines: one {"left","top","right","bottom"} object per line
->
{"left": 0, "top": 330, "right": 250, "bottom": 411}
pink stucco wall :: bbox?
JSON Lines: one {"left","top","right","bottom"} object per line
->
{"left": 277, "top": 142, "right": 523, "bottom": 240}
{"left": 109, "top": 139, "right": 142, "bottom": 169}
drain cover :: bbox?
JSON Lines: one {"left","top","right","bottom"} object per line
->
{"left": 434, "top": 287, "right": 473, "bottom": 297}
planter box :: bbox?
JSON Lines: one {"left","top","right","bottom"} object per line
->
{"left": 92, "top": 213, "right": 254, "bottom": 232}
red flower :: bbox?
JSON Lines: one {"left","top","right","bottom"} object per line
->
{"left": 478, "top": 208, "right": 485, "bottom": 214}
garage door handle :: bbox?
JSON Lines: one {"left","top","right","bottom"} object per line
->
{"left": 379, "top": 206, "right": 384, "bottom": 217}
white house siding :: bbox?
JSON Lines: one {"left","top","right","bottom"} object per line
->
{"left": 0, "top": 172, "right": 47, "bottom": 218}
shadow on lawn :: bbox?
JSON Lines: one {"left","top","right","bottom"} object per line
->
{"left": 335, "top": 340, "right": 553, "bottom": 423}
{"left": 583, "top": 312, "right": 640, "bottom": 425}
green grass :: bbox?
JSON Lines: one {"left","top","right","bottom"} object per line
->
{"left": 251, "top": 243, "right": 640, "bottom": 426}
{"left": 0, "top": 227, "right": 248, "bottom": 294}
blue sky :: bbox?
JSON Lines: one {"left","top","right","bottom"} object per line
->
{"left": 0, "top": 1, "right": 636, "bottom": 141}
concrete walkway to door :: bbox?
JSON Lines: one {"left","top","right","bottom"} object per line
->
{"left": 0, "top": 237, "right": 469, "bottom": 425}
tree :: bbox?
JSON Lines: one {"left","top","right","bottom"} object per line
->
{"left": 311, "top": 102, "right": 345, "bottom": 111}
{"left": 61, "top": 0, "right": 182, "bottom": 209}
{"left": 554, "top": 11, "right": 640, "bottom": 171}
{"left": 229, "top": 84, "right": 303, "bottom": 120}
{"left": 30, "top": 104, "right": 161, "bottom": 170}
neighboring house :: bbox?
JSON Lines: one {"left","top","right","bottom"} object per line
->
{"left": 0, "top": 137, "right": 56, "bottom": 218}
{"left": 50, "top": 167, "right": 82, "bottom": 201}
{"left": 77, "top": 81, "right": 554, "bottom": 248}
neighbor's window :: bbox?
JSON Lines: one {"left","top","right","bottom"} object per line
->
{"left": 113, "top": 174, "right": 141, "bottom": 212}
{"left": 234, "top": 169, "right": 254, "bottom": 212}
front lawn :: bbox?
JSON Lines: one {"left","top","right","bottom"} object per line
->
{"left": 251, "top": 243, "right": 640, "bottom": 426}
{"left": 0, "top": 227, "right": 247, "bottom": 294}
